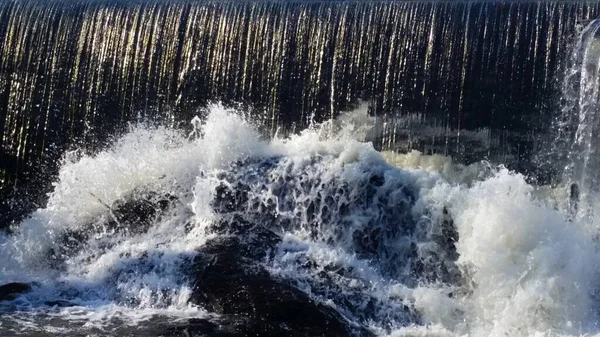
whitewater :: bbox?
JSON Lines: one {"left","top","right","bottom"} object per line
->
{"left": 0, "top": 103, "right": 597, "bottom": 337}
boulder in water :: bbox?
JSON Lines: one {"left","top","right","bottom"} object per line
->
{"left": 188, "top": 220, "right": 370, "bottom": 337}
{"left": 0, "top": 282, "right": 31, "bottom": 301}
{"left": 49, "top": 188, "right": 181, "bottom": 268}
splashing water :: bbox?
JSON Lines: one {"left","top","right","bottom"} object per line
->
{"left": 554, "top": 19, "right": 600, "bottom": 224}
{"left": 0, "top": 104, "right": 598, "bottom": 337}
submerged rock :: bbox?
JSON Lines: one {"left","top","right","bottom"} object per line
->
{"left": 104, "top": 188, "right": 178, "bottom": 235}
{"left": 43, "top": 299, "right": 78, "bottom": 307}
{"left": 183, "top": 213, "right": 375, "bottom": 337}
{"left": 189, "top": 234, "right": 367, "bottom": 337}
{"left": 193, "top": 156, "right": 463, "bottom": 333}
{"left": 0, "top": 282, "right": 32, "bottom": 301}
{"left": 49, "top": 188, "right": 180, "bottom": 268}
{"left": 212, "top": 157, "right": 461, "bottom": 285}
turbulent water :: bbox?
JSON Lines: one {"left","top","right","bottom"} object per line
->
{"left": 5, "top": 4, "right": 600, "bottom": 337}
{"left": 0, "top": 104, "right": 598, "bottom": 337}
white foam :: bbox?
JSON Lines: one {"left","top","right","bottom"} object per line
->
{"left": 0, "top": 105, "right": 599, "bottom": 337}
{"left": 393, "top": 168, "right": 600, "bottom": 337}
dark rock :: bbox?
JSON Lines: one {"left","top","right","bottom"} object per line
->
{"left": 44, "top": 299, "right": 75, "bottom": 307}
{"left": 570, "top": 183, "right": 580, "bottom": 217}
{"left": 49, "top": 188, "right": 180, "bottom": 268}
{"left": 208, "top": 215, "right": 280, "bottom": 260}
{"left": 201, "top": 156, "right": 461, "bottom": 332}
{"left": 415, "top": 206, "right": 461, "bottom": 285}
{"left": 106, "top": 189, "right": 178, "bottom": 235}
{"left": 188, "top": 235, "right": 369, "bottom": 337}
{"left": 158, "top": 317, "right": 257, "bottom": 337}
{"left": 0, "top": 282, "right": 32, "bottom": 301}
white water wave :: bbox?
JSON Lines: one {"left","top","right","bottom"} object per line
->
{"left": 0, "top": 105, "right": 598, "bottom": 337}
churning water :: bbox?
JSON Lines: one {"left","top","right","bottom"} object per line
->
{"left": 3, "top": 9, "right": 600, "bottom": 337}
{"left": 0, "top": 102, "right": 598, "bottom": 337}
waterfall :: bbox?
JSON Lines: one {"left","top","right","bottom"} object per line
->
{"left": 550, "top": 19, "right": 600, "bottom": 219}
{"left": 3, "top": 3, "right": 600, "bottom": 336}
{"left": 1, "top": 0, "right": 600, "bottom": 220}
